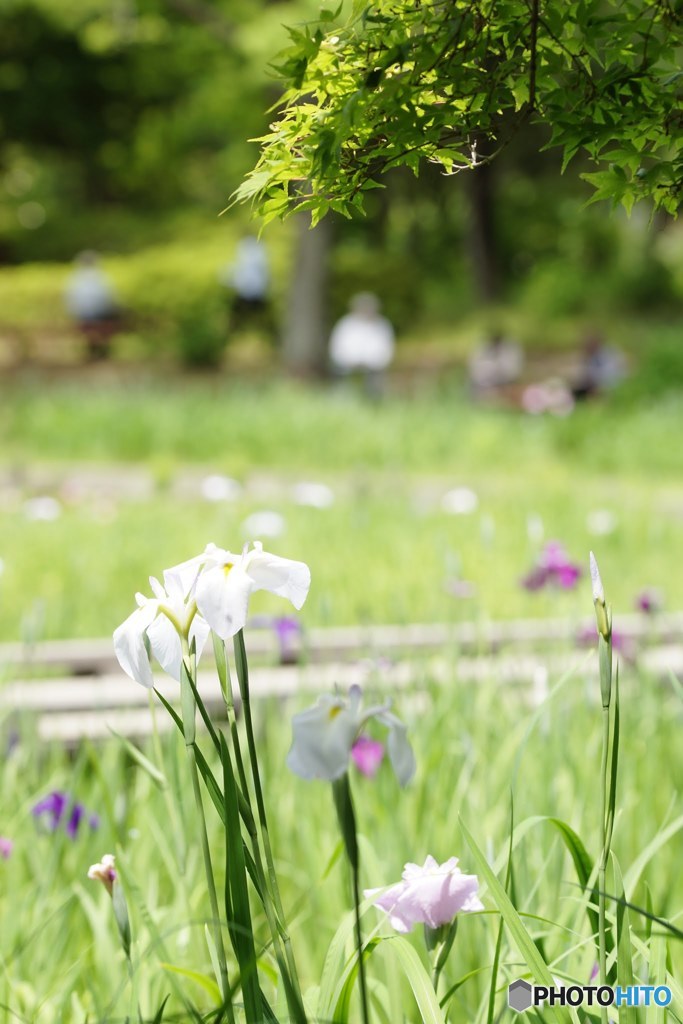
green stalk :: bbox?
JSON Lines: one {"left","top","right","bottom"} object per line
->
{"left": 232, "top": 630, "right": 307, "bottom": 1022}
{"left": 333, "top": 775, "right": 370, "bottom": 1024}
{"left": 180, "top": 639, "right": 235, "bottom": 1024}
{"left": 148, "top": 689, "right": 187, "bottom": 874}
{"left": 214, "top": 635, "right": 300, "bottom": 1018}
{"left": 352, "top": 856, "right": 370, "bottom": 1024}
{"left": 598, "top": 703, "right": 610, "bottom": 1024}
{"left": 592, "top": 560, "right": 614, "bottom": 1024}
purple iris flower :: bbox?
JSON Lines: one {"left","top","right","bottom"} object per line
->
{"left": 273, "top": 616, "right": 302, "bottom": 664}
{"left": 521, "top": 566, "right": 550, "bottom": 591}
{"left": 522, "top": 542, "right": 582, "bottom": 592}
{"left": 555, "top": 563, "right": 581, "bottom": 589}
{"left": 635, "top": 589, "right": 662, "bottom": 614}
{"left": 541, "top": 541, "right": 570, "bottom": 571}
{"left": 32, "top": 791, "right": 99, "bottom": 839}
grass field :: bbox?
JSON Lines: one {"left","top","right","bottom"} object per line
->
{"left": 1, "top": 370, "right": 682, "bottom": 1022}
{"left": 2, "top": 648, "right": 682, "bottom": 1022}
{"left": 1, "top": 374, "right": 682, "bottom": 641}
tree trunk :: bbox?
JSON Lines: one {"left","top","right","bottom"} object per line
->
{"left": 467, "top": 160, "right": 499, "bottom": 302}
{"left": 281, "top": 212, "right": 333, "bottom": 375}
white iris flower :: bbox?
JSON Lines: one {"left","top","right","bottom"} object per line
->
{"left": 170, "top": 541, "right": 310, "bottom": 641}
{"left": 287, "top": 684, "right": 416, "bottom": 785}
{"left": 113, "top": 572, "right": 209, "bottom": 688}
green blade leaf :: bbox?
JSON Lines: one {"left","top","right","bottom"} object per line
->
{"left": 108, "top": 727, "right": 167, "bottom": 789}
{"left": 386, "top": 938, "right": 447, "bottom": 1024}
{"left": 220, "top": 732, "right": 263, "bottom": 1022}
{"left": 461, "top": 818, "right": 574, "bottom": 1024}
{"left": 612, "top": 854, "right": 637, "bottom": 1024}
{"left": 160, "top": 963, "right": 222, "bottom": 1006}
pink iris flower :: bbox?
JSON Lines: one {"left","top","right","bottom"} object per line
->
{"left": 350, "top": 736, "right": 385, "bottom": 778}
{"left": 365, "top": 856, "right": 483, "bottom": 933}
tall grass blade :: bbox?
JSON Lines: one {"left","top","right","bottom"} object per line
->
{"left": 486, "top": 796, "right": 514, "bottom": 1024}
{"left": 108, "top": 728, "right": 167, "bottom": 789}
{"left": 461, "top": 818, "right": 574, "bottom": 1024}
{"left": 385, "top": 938, "right": 447, "bottom": 1024}
{"left": 612, "top": 855, "right": 637, "bottom": 1024}
{"left": 220, "top": 733, "right": 264, "bottom": 1022}
{"left": 624, "top": 816, "right": 683, "bottom": 895}
{"left": 546, "top": 818, "right": 600, "bottom": 949}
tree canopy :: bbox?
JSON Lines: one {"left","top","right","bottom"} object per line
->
{"left": 239, "top": 0, "right": 683, "bottom": 222}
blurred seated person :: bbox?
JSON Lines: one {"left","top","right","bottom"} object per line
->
{"left": 329, "top": 292, "right": 395, "bottom": 397}
{"left": 572, "top": 330, "right": 626, "bottom": 400}
{"left": 64, "top": 251, "right": 121, "bottom": 360}
{"left": 220, "top": 236, "right": 272, "bottom": 332}
{"left": 468, "top": 330, "right": 524, "bottom": 399}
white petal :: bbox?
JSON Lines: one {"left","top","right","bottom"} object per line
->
{"left": 589, "top": 551, "right": 604, "bottom": 603}
{"left": 286, "top": 700, "right": 359, "bottom": 781}
{"left": 195, "top": 563, "right": 252, "bottom": 639}
{"left": 245, "top": 549, "right": 311, "bottom": 610}
{"left": 163, "top": 553, "right": 208, "bottom": 601}
{"left": 377, "top": 710, "right": 416, "bottom": 786}
{"left": 146, "top": 613, "right": 184, "bottom": 681}
{"left": 149, "top": 576, "right": 166, "bottom": 601}
{"left": 113, "top": 603, "right": 158, "bottom": 688}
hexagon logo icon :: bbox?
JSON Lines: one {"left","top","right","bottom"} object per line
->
{"left": 508, "top": 979, "right": 533, "bottom": 1013}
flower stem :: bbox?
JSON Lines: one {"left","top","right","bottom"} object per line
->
{"left": 333, "top": 775, "right": 370, "bottom": 1024}
{"left": 352, "top": 856, "right": 371, "bottom": 1024}
{"left": 232, "top": 630, "right": 306, "bottom": 1021}
{"left": 181, "top": 641, "right": 235, "bottom": 1023}
{"left": 598, "top": 703, "right": 610, "bottom": 1024}
{"left": 217, "top": 637, "right": 298, "bottom": 1012}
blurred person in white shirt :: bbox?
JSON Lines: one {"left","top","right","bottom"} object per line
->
{"left": 329, "top": 292, "right": 395, "bottom": 397}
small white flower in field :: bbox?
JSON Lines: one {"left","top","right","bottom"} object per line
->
{"left": 114, "top": 572, "right": 210, "bottom": 688}
{"left": 291, "top": 481, "right": 335, "bottom": 509}
{"left": 365, "top": 856, "right": 483, "bottom": 933}
{"left": 88, "top": 853, "right": 117, "bottom": 896}
{"left": 171, "top": 541, "right": 310, "bottom": 641}
{"left": 586, "top": 509, "right": 617, "bottom": 536}
{"left": 242, "top": 510, "right": 286, "bottom": 539}
{"left": 589, "top": 551, "right": 605, "bottom": 604}
{"left": 441, "top": 487, "right": 478, "bottom": 515}
{"left": 200, "top": 474, "right": 242, "bottom": 503}
{"left": 23, "top": 496, "right": 62, "bottom": 521}
{"left": 287, "top": 684, "right": 415, "bottom": 785}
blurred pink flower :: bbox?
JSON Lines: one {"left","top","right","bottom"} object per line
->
{"left": 576, "top": 624, "right": 637, "bottom": 662}
{"left": 635, "top": 589, "right": 663, "bottom": 614}
{"left": 522, "top": 541, "right": 581, "bottom": 592}
{"left": 350, "top": 736, "right": 385, "bottom": 778}
{"left": 0, "top": 837, "right": 13, "bottom": 859}
{"left": 365, "top": 855, "right": 483, "bottom": 933}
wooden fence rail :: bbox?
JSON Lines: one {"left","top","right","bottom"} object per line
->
{"left": 2, "top": 641, "right": 682, "bottom": 747}
{"left": 2, "top": 612, "right": 683, "bottom": 678}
